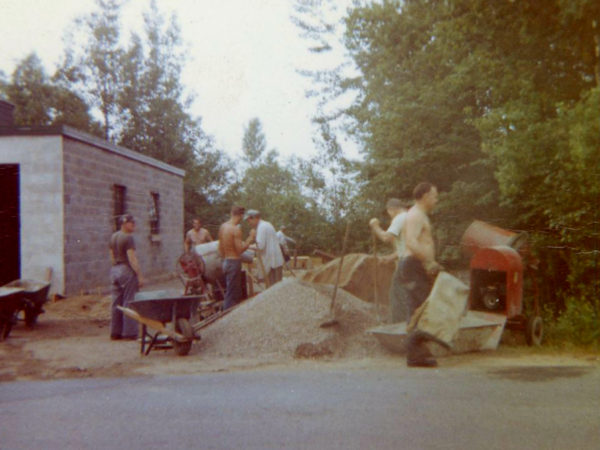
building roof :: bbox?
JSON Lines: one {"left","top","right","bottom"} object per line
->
{"left": 0, "top": 124, "right": 185, "bottom": 177}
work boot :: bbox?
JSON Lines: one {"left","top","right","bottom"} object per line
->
{"left": 406, "top": 329, "right": 446, "bottom": 368}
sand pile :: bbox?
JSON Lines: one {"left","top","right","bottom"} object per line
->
{"left": 301, "top": 253, "right": 396, "bottom": 304}
{"left": 44, "top": 294, "right": 111, "bottom": 321}
{"left": 198, "top": 278, "right": 386, "bottom": 361}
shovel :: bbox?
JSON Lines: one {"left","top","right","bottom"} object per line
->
{"left": 320, "top": 221, "right": 351, "bottom": 328}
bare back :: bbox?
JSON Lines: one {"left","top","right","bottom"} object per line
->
{"left": 403, "top": 205, "right": 435, "bottom": 263}
{"left": 218, "top": 221, "right": 244, "bottom": 259}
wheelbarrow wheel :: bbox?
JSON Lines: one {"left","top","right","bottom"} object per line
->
{"left": 526, "top": 315, "right": 543, "bottom": 346}
{"left": 173, "top": 318, "right": 193, "bottom": 356}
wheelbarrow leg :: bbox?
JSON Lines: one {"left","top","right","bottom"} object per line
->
{"left": 140, "top": 324, "right": 147, "bottom": 355}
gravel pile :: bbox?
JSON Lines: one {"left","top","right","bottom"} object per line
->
{"left": 198, "top": 278, "right": 386, "bottom": 361}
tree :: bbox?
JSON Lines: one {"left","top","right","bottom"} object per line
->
{"left": 2, "top": 53, "right": 95, "bottom": 131}
{"left": 57, "top": 0, "right": 125, "bottom": 141}
{"left": 296, "top": 0, "right": 600, "bottom": 323}
{"left": 116, "top": 1, "right": 234, "bottom": 230}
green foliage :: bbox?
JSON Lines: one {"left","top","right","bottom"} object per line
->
{"left": 54, "top": 0, "right": 236, "bottom": 232}
{"left": 543, "top": 296, "right": 600, "bottom": 347}
{"left": 293, "top": 0, "right": 599, "bottom": 346}
{"left": 56, "top": 0, "right": 125, "bottom": 141}
{"left": 233, "top": 118, "right": 332, "bottom": 254}
{"left": 1, "top": 53, "right": 97, "bottom": 131}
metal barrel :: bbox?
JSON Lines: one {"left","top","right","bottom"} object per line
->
{"left": 193, "top": 241, "right": 253, "bottom": 283}
{"left": 460, "top": 220, "right": 528, "bottom": 259}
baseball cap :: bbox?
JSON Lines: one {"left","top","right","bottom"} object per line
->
{"left": 119, "top": 214, "right": 135, "bottom": 226}
{"left": 244, "top": 209, "right": 260, "bottom": 220}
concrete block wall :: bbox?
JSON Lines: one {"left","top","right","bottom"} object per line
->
{"left": 0, "top": 136, "right": 65, "bottom": 293}
{"left": 62, "top": 136, "right": 184, "bottom": 295}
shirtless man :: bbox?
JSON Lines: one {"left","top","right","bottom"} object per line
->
{"left": 185, "top": 218, "right": 212, "bottom": 252}
{"left": 400, "top": 182, "right": 442, "bottom": 367}
{"left": 218, "top": 206, "right": 255, "bottom": 309}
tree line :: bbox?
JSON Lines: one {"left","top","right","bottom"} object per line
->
{"left": 294, "top": 0, "right": 599, "bottom": 344}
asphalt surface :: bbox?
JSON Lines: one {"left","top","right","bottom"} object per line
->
{"left": 1, "top": 365, "right": 599, "bottom": 449}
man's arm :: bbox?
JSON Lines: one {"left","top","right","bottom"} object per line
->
{"left": 184, "top": 230, "right": 192, "bottom": 252}
{"left": 369, "top": 218, "right": 396, "bottom": 244}
{"left": 217, "top": 225, "right": 225, "bottom": 257}
{"left": 404, "top": 211, "right": 430, "bottom": 262}
{"left": 254, "top": 223, "right": 266, "bottom": 251}
{"left": 234, "top": 226, "right": 255, "bottom": 255}
{"left": 109, "top": 249, "right": 116, "bottom": 265}
{"left": 126, "top": 248, "right": 145, "bottom": 286}
{"left": 404, "top": 211, "right": 441, "bottom": 275}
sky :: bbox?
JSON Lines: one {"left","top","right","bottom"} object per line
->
{"left": 0, "top": 0, "right": 359, "bottom": 160}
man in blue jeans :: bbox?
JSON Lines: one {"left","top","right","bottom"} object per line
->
{"left": 369, "top": 198, "right": 410, "bottom": 322}
{"left": 218, "top": 206, "right": 256, "bottom": 310}
{"left": 109, "top": 214, "right": 144, "bottom": 340}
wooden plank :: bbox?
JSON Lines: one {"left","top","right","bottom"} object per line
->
{"left": 117, "top": 306, "right": 187, "bottom": 342}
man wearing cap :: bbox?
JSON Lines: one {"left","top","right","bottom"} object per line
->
{"left": 245, "top": 210, "right": 284, "bottom": 286}
{"left": 109, "top": 214, "right": 144, "bottom": 340}
{"left": 218, "top": 206, "right": 256, "bottom": 309}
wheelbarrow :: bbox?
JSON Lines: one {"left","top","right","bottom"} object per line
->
{"left": 4, "top": 279, "right": 51, "bottom": 328}
{"left": 118, "top": 290, "right": 202, "bottom": 356}
{"left": 0, "top": 287, "right": 24, "bottom": 341}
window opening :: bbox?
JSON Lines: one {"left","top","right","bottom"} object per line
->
{"left": 149, "top": 192, "right": 160, "bottom": 234}
{"left": 113, "top": 185, "right": 126, "bottom": 230}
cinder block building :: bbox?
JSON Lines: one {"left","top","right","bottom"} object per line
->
{"left": 0, "top": 99, "right": 185, "bottom": 295}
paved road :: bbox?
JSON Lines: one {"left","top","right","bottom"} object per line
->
{"left": 1, "top": 365, "right": 599, "bottom": 449}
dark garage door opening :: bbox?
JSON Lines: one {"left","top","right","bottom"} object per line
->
{"left": 0, "top": 164, "right": 20, "bottom": 285}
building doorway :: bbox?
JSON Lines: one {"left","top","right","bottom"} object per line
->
{"left": 0, "top": 164, "right": 20, "bottom": 285}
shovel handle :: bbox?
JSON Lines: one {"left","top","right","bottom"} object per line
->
{"left": 330, "top": 222, "right": 351, "bottom": 310}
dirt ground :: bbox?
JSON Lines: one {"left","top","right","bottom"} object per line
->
{"left": 1, "top": 277, "right": 598, "bottom": 383}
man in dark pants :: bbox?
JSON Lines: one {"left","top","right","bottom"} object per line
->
{"left": 218, "top": 206, "right": 255, "bottom": 310}
{"left": 369, "top": 198, "right": 410, "bottom": 322}
{"left": 109, "top": 214, "right": 144, "bottom": 340}
{"left": 400, "top": 182, "right": 442, "bottom": 367}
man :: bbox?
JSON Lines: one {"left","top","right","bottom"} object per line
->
{"left": 185, "top": 218, "right": 213, "bottom": 252}
{"left": 369, "top": 198, "right": 409, "bottom": 322}
{"left": 109, "top": 214, "right": 144, "bottom": 340}
{"left": 245, "top": 210, "right": 284, "bottom": 287}
{"left": 218, "top": 206, "right": 255, "bottom": 310}
{"left": 400, "top": 182, "right": 442, "bottom": 367}
{"left": 276, "top": 225, "right": 296, "bottom": 264}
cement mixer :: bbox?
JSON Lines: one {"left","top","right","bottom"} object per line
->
{"left": 192, "top": 241, "right": 254, "bottom": 284}
{"left": 460, "top": 220, "right": 543, "bottom": 345}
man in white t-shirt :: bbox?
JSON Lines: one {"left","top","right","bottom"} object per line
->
{"left": 369, "top": 198, "right": 410, "bottom": 322}
{"left": 245, "top": 210, "right": 284, "bottom": 287}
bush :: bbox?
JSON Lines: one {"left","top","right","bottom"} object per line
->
{"left": 543, "top": 297, "right": 600, "bottom": 348}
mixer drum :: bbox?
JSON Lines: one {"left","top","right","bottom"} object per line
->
{"left": 193, "top": 241, "right": 254, "bottom": 283}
